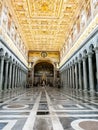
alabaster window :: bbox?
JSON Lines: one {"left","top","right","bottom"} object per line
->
{"left": 80, "top": 9, "right": 86, "bottom": 30}
{"left": 18, "top": 36, "right": 22, "bottom": 48}
{"left": 16, "top": 34, "right": 20, "bottom": 48}
{"left": 64, "top": 44, "right": 66, "bottom": 52}
{"left": 22, "top": 45, "right": 25, "bottom": 55}
{"left": 0, "top": 2, "right": 2, "bottom": 25}
{"left": 7, "top": 13, "right": 12, "bottom": 32}
{"left": 1, "top": 6, "right": 8, "bottom": 31}
{"left": 77, "top": 16, "right": 80, "bottom": 34}
{"left": 86, "top": 2, "right": 91, "bottom": 20}
{"left": 63, "top": 47, "right": 65, "bottom": 55}
{"left": 73, "top": 24, "right": 77, "bottom": 40}
{"left": 93, "top": 0, "right": 98, "bottom": 9}
{"left": 14, "top": 27, "right": 17, "bottom": 44}
{"left": 61, "top": 50, "right": 63, "bottom": 59}
{"left": 10, "top": 21, "right": 15, "bottom": 41}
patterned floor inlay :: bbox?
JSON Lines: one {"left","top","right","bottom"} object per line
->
{"left": 38, "top": 104, "right": 48, "bottom": 110}
{"left": 3, "top": 104, "right": 29, "bottom": 109}
{"left": 0, "top": 123, "right": 7, "bottom": 129}
{"left": 79, "top": 121, "right": 98, "bottom": 130}
{"left": 0, "top": 87, "right": 98, "bottom": 129}
{"left": 33, "top": 117, "right": 53, "bottom": 130}
{"left": 0, "top": 120, "right": 17, "bottom": 130}
{"left": 71, "top": 119, "right": 98, "bottom": 130}
{"left": 37, "top": 111, "right": 50, "bottom": 115}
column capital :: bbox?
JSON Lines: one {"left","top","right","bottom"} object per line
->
{"left": 9, "top": 61, "right": 13, "bottom": 65}
{"left": 94, "top": 47, "right": 98, "bottom": 53}
{"left": 78, "top": 58, "right": 82, "bottom": 63}
{"left": 75, "top": 61, "right": 78, "bottom": 64}
{"left": 68, "top": 65, "right": 71, "bottom": 69}
{"left": 82, "top": 55, "right": 87, "bottom": 61}
{"left": 15, "top": 64, "right": 18, "bottom": 68}
{"left": 0, "top": 51, "right": 4, "bottom": 58}
{"left": 88, "top": 52, "right": 93, "bottom": 58}
{"left": 69, "top": 63, "right": 72, "bottom": 67}
{"left": 17, "top": 65, "right": 20, "bottom": 68}
{"left": 5, "top": 60, "right": 9, "bottom": 64}
{"left": 12, "top": 63, "right": 15, "bottom": 67}
{"left": 16, "top": 64, "right": 19, "bottom": 68}
{"left": 0, "top": 55, "right": 4, "bottom": 59}
{"left": 5, "top": 57, "right": 9, "bottom": 62}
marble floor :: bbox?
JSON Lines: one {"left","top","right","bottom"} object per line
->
{"left": 0, "top": 86, "right": 98, "bottom": 130}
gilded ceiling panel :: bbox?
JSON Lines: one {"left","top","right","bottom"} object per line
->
{"left": 9, "top": 0, "right": 80, "bottom": 51}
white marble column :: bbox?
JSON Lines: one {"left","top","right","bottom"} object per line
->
{"left": 8, "top": 62, "right": 12, "bottom": 90}
{"left": 22, "top": 72, "right": 24, "bottom": 87}
{"left": 75, "top": 62, "right": 78, "bottom": 89}
{"left": 70, "top": 66, "right": 72, "bottom": 88}
{"left": 66, "top": 69, "right": 68, "bottom": 86}
{"left": 19, "top": 69, "right": 22, "bottom": 87}
{"left": 23, "top": 71, "right": 25, "bottom": 87}
{"left": 16, "top": 66, "right": 18, "bottom": 87}
{"left": 18, "top": 67, "right": 20, "bottom": 87}
{"left": 83, "top": 57, "right": 88, "bottom": 91}
{"left": 20, "top": 69, "right": 22, "bottom": 87}
{"left": 95, "top": 47, "right": 98, "bottom": 90}
{"left": 12, "top": 64, "right": 15, "bottom": 89}
{"left": 4, "top": 59, "right": 9, "bottom": 90}
{"left": 70, "top": 66, "right": 72, "bottom": 87}
{"left": 72, "top": 64, "right": 75, "bottom": 89}
{"left": 0, "top": 56, "right": 4, "bottom": 91}
{"left": 78, "top": 60, "right": 82, "bottom": 90}
{"left": 24, "top": 72, "right": 27, "bottom": 87}
{"left": 65, "top": 69, "right": 67, "bottom": 85}
{"left": 68, "top": 68, "right": 70, "bottom": 87}
{"left": 15, "top": 66, "right": 18, "bottom": 88}
{"left": 21, "top": 70, "right": 23, "bottom": 87}
{"left": 88, "top": 52, "right": 94, "bottom": 91}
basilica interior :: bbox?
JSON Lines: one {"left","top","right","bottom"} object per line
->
{"left": 0, "top": 0, "right": 98, "bottom": 130}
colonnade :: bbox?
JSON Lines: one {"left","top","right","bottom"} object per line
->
{"left": 61, "top": 44, "right": 98, "bottom": 92}
{"left": 0, "top": 49, "right": 27, "bottom": 92}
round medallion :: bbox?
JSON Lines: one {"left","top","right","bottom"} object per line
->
{"left": 41, "top": 51, "right": 47, "bottom": 58}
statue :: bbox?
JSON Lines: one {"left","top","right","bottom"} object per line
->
{"left": 41, "top": 73, "right": 46, "bottom": 86}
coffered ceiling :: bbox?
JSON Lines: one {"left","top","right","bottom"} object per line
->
{"left": 8, "top": 0, "right": 80, "bottom": 51}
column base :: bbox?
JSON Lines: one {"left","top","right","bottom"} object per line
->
{"left": 89, "top": 90, "right": 95, "bottom": 93}
{"left": 4, "top": 89, "right": 9, "bottom": 93}
{"left": 0, "top": 90, "right": 3, "bottom": 93}
{"left": 79, "top": 89, "right": 82, "bottom": 92}
{"left": 8, "top": 88, "right": 13, "bottom": 92}
{"left": 83, "top": 89, "right": 88, "bottom": 93}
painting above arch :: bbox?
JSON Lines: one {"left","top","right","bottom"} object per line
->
{"left": 28, "top": 50, "right": 59, "bottom": 64}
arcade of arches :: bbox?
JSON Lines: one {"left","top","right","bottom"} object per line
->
{"left": 0, "top": 0, "right": 98, "bottom": 130}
